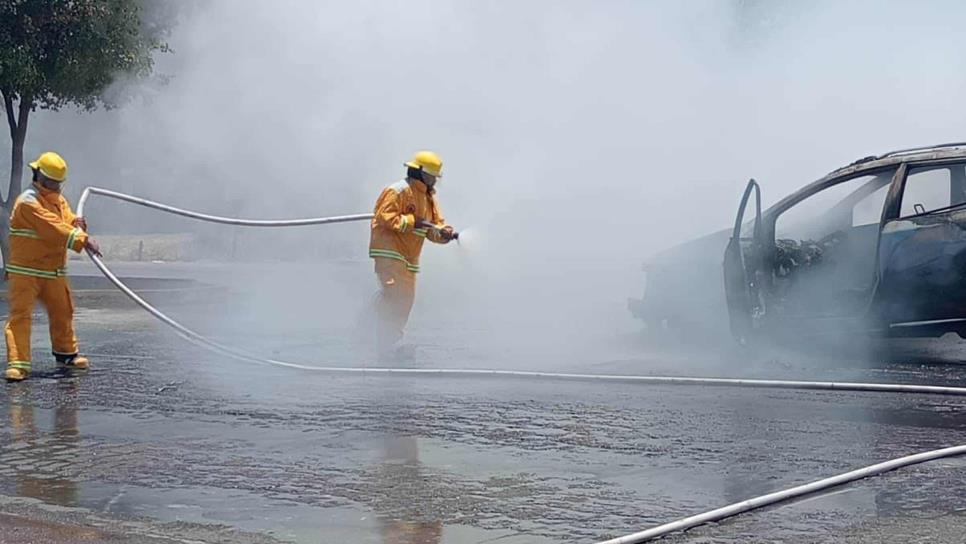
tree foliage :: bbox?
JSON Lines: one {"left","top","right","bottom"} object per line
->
{"left": 0, "top": 0, "right": 171, "bottom": 266}
{"left": 0, "top": 0, "right": 169, "bottom": 112}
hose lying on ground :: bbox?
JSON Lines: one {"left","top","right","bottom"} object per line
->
{"left": 595, "top": 444, "right": 966, "bottom": 543}
{"left": 76, "top": 187, "right": 966, "bottom": 394}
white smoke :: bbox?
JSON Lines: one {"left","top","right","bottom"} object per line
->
{"left": 12, "top": 0, "right": 966, "bottom": 367}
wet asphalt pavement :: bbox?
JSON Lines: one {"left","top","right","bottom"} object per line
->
{"left": 2, "top": 261, "right": 966, "bottom": 543}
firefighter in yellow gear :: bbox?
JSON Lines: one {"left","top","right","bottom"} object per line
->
{"left": 369, "top": 151, "right": 457, "bottom": 354}
{"left": 4, "top": 152, "right": 101, "bottom": 382}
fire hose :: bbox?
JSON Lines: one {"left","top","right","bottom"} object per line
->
{"left": 594, "top": 443, "right": 966, "bottom": 543}
{"left": 76, "top": 186, "right": 966, "bottom": 542}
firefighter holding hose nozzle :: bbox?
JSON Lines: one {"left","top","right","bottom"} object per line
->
{"left": 368, "top": 151, "right": 458, "bottom": 359}
{"left": 4, "top": 152, "right": 101, "bottom": 382}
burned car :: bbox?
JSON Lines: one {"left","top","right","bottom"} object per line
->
{"left": 629, "top": 143, "right": 966, "bottom": 343}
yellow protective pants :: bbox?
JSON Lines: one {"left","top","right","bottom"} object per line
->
{"left": 5, "top": 274, "right": 78, "bottom": 373}
{"left": 373, "top": 258, "right": 417, "bottom": 350}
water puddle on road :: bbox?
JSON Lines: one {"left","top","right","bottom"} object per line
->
{"left": 89, "top": 483, "right": 544, "bottom": 544}
{"left": 0, "top": 401, "right": 554, "bottom": 543}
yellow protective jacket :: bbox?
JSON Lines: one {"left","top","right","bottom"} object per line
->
{"left": 369, "top": 179, "right": 446, "bottom": 273}
{"left": 7, "top": 186, "right": 88, "bottom": 279}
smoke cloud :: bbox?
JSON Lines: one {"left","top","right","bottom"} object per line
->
{"left": 12, "top": 0, "right": 966, "bottom": 368}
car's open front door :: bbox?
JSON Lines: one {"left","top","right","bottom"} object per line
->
{"left": 723, "top": 179, "right": 765, "bottom": 343}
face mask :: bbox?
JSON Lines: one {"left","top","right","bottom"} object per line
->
{"left": 421, "top": 172, "right": 438, "bottom": 189}
{"left": 37, "top": 179, "right": 63, "bottom": 193}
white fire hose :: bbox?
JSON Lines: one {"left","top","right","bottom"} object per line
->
{"left": 76, "top": 186, "right": 966, "bottom": 542}
{"left": 595, "top": 443, "right": 966, "bottom": 543}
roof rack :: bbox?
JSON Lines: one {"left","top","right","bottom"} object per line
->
{"left": 876, "top": 142, "right": 966, "bottom": 159}
{"left": 833, "top": 142, "right": 966, "bottom": 175}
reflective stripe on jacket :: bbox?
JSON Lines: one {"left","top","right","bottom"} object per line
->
{"left": 368, "top": 179, "right": 446, "bottom": 273}
{"left": 7, "top": 186, "right": 87, "bottom": 278}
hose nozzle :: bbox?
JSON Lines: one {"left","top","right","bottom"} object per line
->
{"left": 416, "top": 220, "right": 459, "bottom": 242}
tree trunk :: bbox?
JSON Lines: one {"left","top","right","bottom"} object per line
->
{"left": 2, "top": 91, "right": 31, "bottom": 274}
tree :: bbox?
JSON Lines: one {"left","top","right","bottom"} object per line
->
{"left": 0, "top": 0, "right": 169, "bottom": 266}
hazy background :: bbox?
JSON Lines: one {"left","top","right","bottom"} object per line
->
{"left": 9, "top": 0, "right": 966, "bottom": 367}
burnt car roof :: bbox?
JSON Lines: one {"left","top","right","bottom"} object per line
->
{"left": 650, "top": 142, "right": 966, "bottom": 265}
{"left": 763, "top": 143, "right": 966, "bottom": 219}
{"left": 824, "top": 142, "right": 966, "bottom": 181}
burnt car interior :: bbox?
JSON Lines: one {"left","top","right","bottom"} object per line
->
{"left": 672, "top": 145, "right": 966, "bottom": 342}
{"left": 711, "top": 145, "right": 966, "bottom": 343}
{"left": 769, "top": 170, "right": 895, "bottom": 320}
{"left": 761, "top": 161, "right": 966, "bottom": 325}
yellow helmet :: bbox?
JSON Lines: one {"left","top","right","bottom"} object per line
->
{"left": 404, "top": 150, "right": 443, "bottom": 178}
{"left": 29, "top": 151, "right": 68, "bottom": 182}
